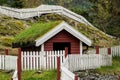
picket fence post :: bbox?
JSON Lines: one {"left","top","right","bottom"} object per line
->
{"left": 5, "top": 49, "right": 8, "bottom": 55}
{"left": 18, "top": 48, "right": 21, "bottom": 80}
{"left": 108, "top": 48, "right": 111, "bottom": 55}
{"left": 57, "top": 57, "right": 60, "bottom": 80}
{"left": 96, "top": 46, "right": 99, "bottom": 54}
{"left": 65, "top": 47, "right": 68, "bottom": 58}
{"left": 74, "top": 75, "right": 79, "bottom": 80}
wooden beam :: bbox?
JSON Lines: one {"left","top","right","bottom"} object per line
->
{"left": 57, "top": 57, "right": 60, "bottom": 80}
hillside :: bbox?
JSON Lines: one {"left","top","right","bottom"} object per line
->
{"left": 0, "top": 14, "right": 26, "bottom": 51}
{"left": 0, "top": 0, "right": 120, "bottom": 37}
{"left": 13, "top": 13, "right": 120, "bottom": 47}
{"left": 0, "top": 13, "right": 120, "bottom": 53}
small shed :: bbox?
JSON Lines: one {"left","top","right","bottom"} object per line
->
{"left": 13, "top": 21, "right": 91, "bottom": 55}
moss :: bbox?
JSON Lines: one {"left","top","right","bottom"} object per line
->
{"left": 12, "top": 13, "right": 118, "bottom": 47}
{"left": 13, "top": 21, "right": 62, "bottom": 45}
{"left": 1, "top": 37, "right": 13, "bottom": 47}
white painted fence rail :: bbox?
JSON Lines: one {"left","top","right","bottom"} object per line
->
{"left": 88, "top": 45, "right": 120, "bottom": 56}
{"left": 12, "top": 70, "right": 18, "bottom": 80}
{"left": 21, "top": 50, "right": 65, "bottom": 70}
{"left": 0, "top": 55, "right": 17, "bottom": 70}
{"left": 0, "top": 5, "right": 93, "bottom": 27}
{"left": 61, "top": 56, "right": 79, "bottom": 80}
{"left": 61, "top": 54, "right": 112, "bottom": 80}
{"left": 111, "top": 45, "right": 120, "bottom": 56}
{"left": 61, "top": 67, "right": 77, "bottom": 80}
{"left": 67, "top": 54, "right": 112, "bottom": 72}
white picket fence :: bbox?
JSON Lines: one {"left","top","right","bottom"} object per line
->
{"left": 88, "top": 45, "right": 120, "bottom": 56}
{"left": 0, "top": 55, "right": 17, "bottom": 70}
{"left": 111, "top": 45, "right": 120, "bottom": 56}
{"left": 12, "top": 70, "right": 18, "bottom": 80}
{"left": 61, "top": 54, "right": 112, "bottom": 72}
{"left": 61, "top": 67, "right": 78, "bottom": 80}
{"left": 21, "top": 50, "right": 65, "bottom": 70}
{"left": 61, "top": 56, "right": 79, "bottom": 80}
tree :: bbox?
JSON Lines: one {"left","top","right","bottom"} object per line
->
{"left": 10, "top": 0, "right": 24, "bottom": 8}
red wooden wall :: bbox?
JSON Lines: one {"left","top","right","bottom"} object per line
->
{"left": 44, "top": 30, "right": 80, "bottom": 54}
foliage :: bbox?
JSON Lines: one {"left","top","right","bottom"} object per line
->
{"left": 13, "top": 21, "right": 61, "bottom": 44}
{"left": 0, "top": 15, "right": 25, "bottom": 36}
{"left": 0, "top": 0, "right": 120, "bottom": 37}
{"left": 1, "top": 37, "right": 13, "bottom": 47}
{"left": 96, "top": 56, "right": 120, "bottom": 75}
{"left": 22, "top": 70, "right": 56, "bottom": 80}
{"left": 35, "top": 14, "right": 115, "bottom": 47}
{"left": 0, "top": 15, "right": 26, "bottom": 51}
{"left": 0, "top": 70, "right": 12, "bottom": 80}
{"left": 10, "top": 0, "right": 24, "bottom": 8}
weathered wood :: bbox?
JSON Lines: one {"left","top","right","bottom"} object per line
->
{"left": 21, "top": 50, "right": 65, "bottom": 70}
{"left": 64, "top": 54, "right": 112, "bottom": 71}
{"left": 88, "top": 45, "right": 120, "bottom": 56}
{"left": 57, "top": 57, "right": 60, "bottom": 80}
{"left": 5, "top": 49, "right": 8, "bottom": 55}
{"left": 0, "top": 5, "right": 93, "bottom": 27}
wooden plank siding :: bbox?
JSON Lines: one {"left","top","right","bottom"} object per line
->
{"left": 44, "top": 30, "right": 80, "bottom": 54}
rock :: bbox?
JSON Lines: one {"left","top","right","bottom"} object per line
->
{"left": 35, "top": 70, "right": 42, "bottom": 74}
{"left": 74, "top": 69, "right": 119, "bottom": 80}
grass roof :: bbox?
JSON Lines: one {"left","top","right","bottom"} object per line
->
{"left": 13, "top": 21, "right": 62, "bottom": 45}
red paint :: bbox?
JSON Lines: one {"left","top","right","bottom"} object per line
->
{"left": 57, "top": 57, "right": 60, "bottom": 80}
{"left": 108, "top": 48, "right": 111, "bottom": 55}
{"left": 44, "top": 30, "right": 80, "bottom": 54}
{"left": 96, "top": 46, "right": 99, "bottom": 54}
{"left": 119, "top": 76, "right": 120, "bottom": 80}
{"left": 65, "top": 47, "right": 68, "bottom": 57}
{"left": 74, "top": 75, "right": 78, "bottom": 80}
{"left": 18, "top": 48, "right": 21, "bottom": 80}
{"left": 17, "top": 58, "right": 21, "bottom": 80}
{"left": 5, "top": 49, "right": 8, "bottom": 55}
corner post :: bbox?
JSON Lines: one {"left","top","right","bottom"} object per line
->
{"left": 108, "top": 48, "right": 111, "bottom": 55}
{"left": 18, "top": 48, "right": 21, "bottom": 80}
{"left": 65, "top": 47, "right": 68, "bottom": 58}
{"left": 96, "top": 46, "right": 99, "bottom": 54}
{"left": 74, "top": 75, "right": 78, "bottom": 80}
{"left": 5, "top": 49, "right": 8, "bottom": 55}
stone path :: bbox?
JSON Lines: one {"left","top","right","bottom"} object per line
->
{"left": 74, "top": 70, "right": 119, "bottom": 80}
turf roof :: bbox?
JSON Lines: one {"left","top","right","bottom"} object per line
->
{"left": 13, "top": 21, "right": 62, "bottom": 45}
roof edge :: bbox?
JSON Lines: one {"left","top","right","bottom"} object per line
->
{"left": 35, "top": 21, "right": 92, "bottom": 46}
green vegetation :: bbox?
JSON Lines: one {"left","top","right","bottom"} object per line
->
{"left": 0, "top": 70, "right": 12, "bottom": 80}
{"left": 0, "top": 15, "right": 26, "bottom": 52}
{"left": 13, "top": 13, "right": 120, "bottom": 47}
{"left": 31, "top": 13, "right": 117, "bottom": 47}
{"left": 22, "top": 70, "right": 56, "bottom": 80}
{"left": 1, "top": 0, "right": 120, "bottom": 37}
{"left": 13, "top": 21, "right": 61, "bottom": 45}
{"left": 96, "top": 56, "right": 120, "bottom": 75}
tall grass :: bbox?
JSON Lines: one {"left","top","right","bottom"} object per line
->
{"left": 96, "top": 56, "right": 120, "bottom": 75}
{"left": 22, "top": 70, "right": 57, "bottom": 80}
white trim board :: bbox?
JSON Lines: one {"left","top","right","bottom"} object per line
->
{"left": 35, "top": 21, "right": 92, "bottom": 46}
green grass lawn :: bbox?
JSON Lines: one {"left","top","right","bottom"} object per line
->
{"left": 22, "top": 70, "right": 57, "bottom": 80}
{"left": 0, "top": 70, "right": 12, "bottom": 80}
{"left": 96, "top": 56, "right": 120, "bottom": 75}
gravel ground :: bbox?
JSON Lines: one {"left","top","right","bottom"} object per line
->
{"left": 74, "top": 70, "right": 119, "bottom": 80}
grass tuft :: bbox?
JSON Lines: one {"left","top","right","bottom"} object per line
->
{"left": 13, "top": 21, "right": 62, "bottom": 45}
{"left": 96, "top": 56, "right": 120, "bottom": 75}
{"left": 22, "top": 70, "right": 56, "bottom": 80}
